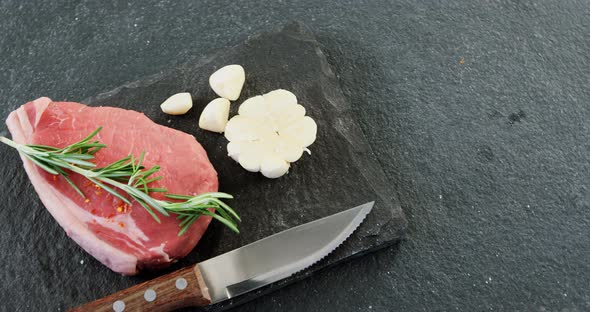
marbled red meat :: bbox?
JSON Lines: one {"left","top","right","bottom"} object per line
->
{"left": 6, "top": 97, "right": 218, "bottom": 275}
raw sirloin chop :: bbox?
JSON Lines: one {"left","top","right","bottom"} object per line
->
{"left": 6, "top": 97, "right": 218, "bottom": 275}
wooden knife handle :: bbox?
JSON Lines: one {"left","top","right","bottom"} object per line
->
{"left": 69, "top": 265, "right": 211, "bottom": 312}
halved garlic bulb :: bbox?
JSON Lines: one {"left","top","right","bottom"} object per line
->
{"left": 225, "top": 89, "right": 317, "bottom": 178}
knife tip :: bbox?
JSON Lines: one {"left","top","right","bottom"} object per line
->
{"left": 361, "top": 201, "right": 375, "bottom": 214}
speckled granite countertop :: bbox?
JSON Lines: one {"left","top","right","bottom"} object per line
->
{"left": 1, "top": 1, "right": 589, "bottom": 311}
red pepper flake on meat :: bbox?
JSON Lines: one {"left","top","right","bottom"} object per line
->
{"left": 52, "top": 175, "right": 57, "bottom": 181}
{"left": 115, "top": 201, "right": 131, "bottom": 214}
{"left": 118, "top": 222, "right": 125, "bottom": 228}
{"left": 84, "top": 199, "right": 91, "bottom": 204}
{"left": 4, "top": 99, "right": 224, "bottom": 274}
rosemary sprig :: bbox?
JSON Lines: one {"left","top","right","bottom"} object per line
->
{"left": 0, "top": 127, "right": 240, "bottom": 235}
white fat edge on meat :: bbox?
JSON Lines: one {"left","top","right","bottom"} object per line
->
{"left": 11, "top": 102, "right": 139, "bottom": 274}
{"left": 148, "top": 242, "right": 171, "bottom": 262}
{"left": 20, "top": 104, "right": 150, "bottom": 247}
{"left": 68, "top": 204, "right": 151, "bottom": 253}
{"left": 33, "top": 98, "right": 51, "bottom": 128}
{"left": 15, "top": 101, "right": 170, "bottom": 264}
{"left": 16, "top": 106, "right": 34, "bottom": 142}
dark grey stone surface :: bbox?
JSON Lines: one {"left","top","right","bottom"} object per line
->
{"left": 0, "top": 14, "right": 408, "bottom": 312}
{"left": 1, "top": 1, "right": 589, "bottom": 311}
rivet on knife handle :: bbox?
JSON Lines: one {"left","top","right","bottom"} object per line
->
{"left": 69, "top": 265, "right": 211, "bottom": 312}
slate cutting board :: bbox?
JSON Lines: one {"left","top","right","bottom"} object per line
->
{"left": 0, "top": 22, "right": 406, "bottom": 311}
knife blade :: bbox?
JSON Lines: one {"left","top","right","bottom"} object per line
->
{"left": 70, "top": 201, "right": 374, "bottom": 312}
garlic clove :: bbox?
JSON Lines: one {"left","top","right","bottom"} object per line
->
{"left": 198, "top": 98, "right": 230, "bottom": 133}
{"left": 225, "top": 116, "right": 276, "bottom": 142}
{"left": 160, "top": 92, "right": 193, "bottom": 115}
{"left": 274, "top": 134, "right": 304, "bottom": 162}
{"left": 263, "top": 89, "right": 297, "bottom": 106}
{"left": 279, "top": 116, "right": 317, "bottom": 147}
{"left": 274, "top": 104, "right": 306, "bottom": 130}
{"left": 227, "top": 141, "right": 246, "bottom": 161}
{"left": 238, "top": 154, "right": 261, "bottom": 172}
{"left": 238, "top": 95, "right": 269, "bottom": 118}
{"left": 260, "top": 153, "right": 290, "bottom": 178}
{"left": 238, "top": 143, "right": 262, "bottom": 172}
{"left": 209, "top": 65, "right": 245, "bottom": 101}
{"left": 224, "top": 115, "right": 258, "bottom": 141}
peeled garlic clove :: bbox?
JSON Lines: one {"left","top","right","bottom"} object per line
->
{"left": 238, "top": 95, "right": 269, "bottom": 118}
{"left": 160, "top": 92, "right": 193, "bottom": 115}
{"left": 274, "top": 135, "right": 304, "bottom": 162}
{"left": 274, "top": 104, "right": 306, "bottom": 129}
{"left": 224, "top": 115, "right": 258, "bottom": 141}
{"left": 238, "top": 144, "right": 261, "bottom": 172}
{"left": 260, "top": 154, "right": 290, "bottom": 178}
{"left": 279, "top": 116, "right": 317, "bottom": 147}
{"left": 227, "top": 141, "right": 243, "bottom": 161}
{"left": 290, "top": 104, "right": 306, "bottom": 118}
{"left": 209, "top": 65, "right": 245, "bottom": 101}
{"left": 239, "top": 154, "right": 261, "bottom": 172}
{"left": 198, "top": 98, "right": 230, "bottom": 133}
{"left": 263, "top": 89, "right": 297, "bottom": 106}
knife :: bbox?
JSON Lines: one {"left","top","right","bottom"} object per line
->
{"left": 70, "top": 201, "right": 373, "bottom": 312}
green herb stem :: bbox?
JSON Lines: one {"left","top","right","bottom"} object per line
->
{"left": 0, "top": 128, "right": 239, "bottom": 235}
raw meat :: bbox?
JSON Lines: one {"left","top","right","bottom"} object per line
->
{"left": 5, "top": 97, "right": 218, "bottom": 275}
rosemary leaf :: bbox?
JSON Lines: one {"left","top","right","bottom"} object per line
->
{"left": 63, "top": 175, "right": 85, "bottom": 198}
{"left": 24, "top": 154, "right": 59, "bottom": 175}
{"left": 0, "top": 128, "right": 239, "bottom": 235}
